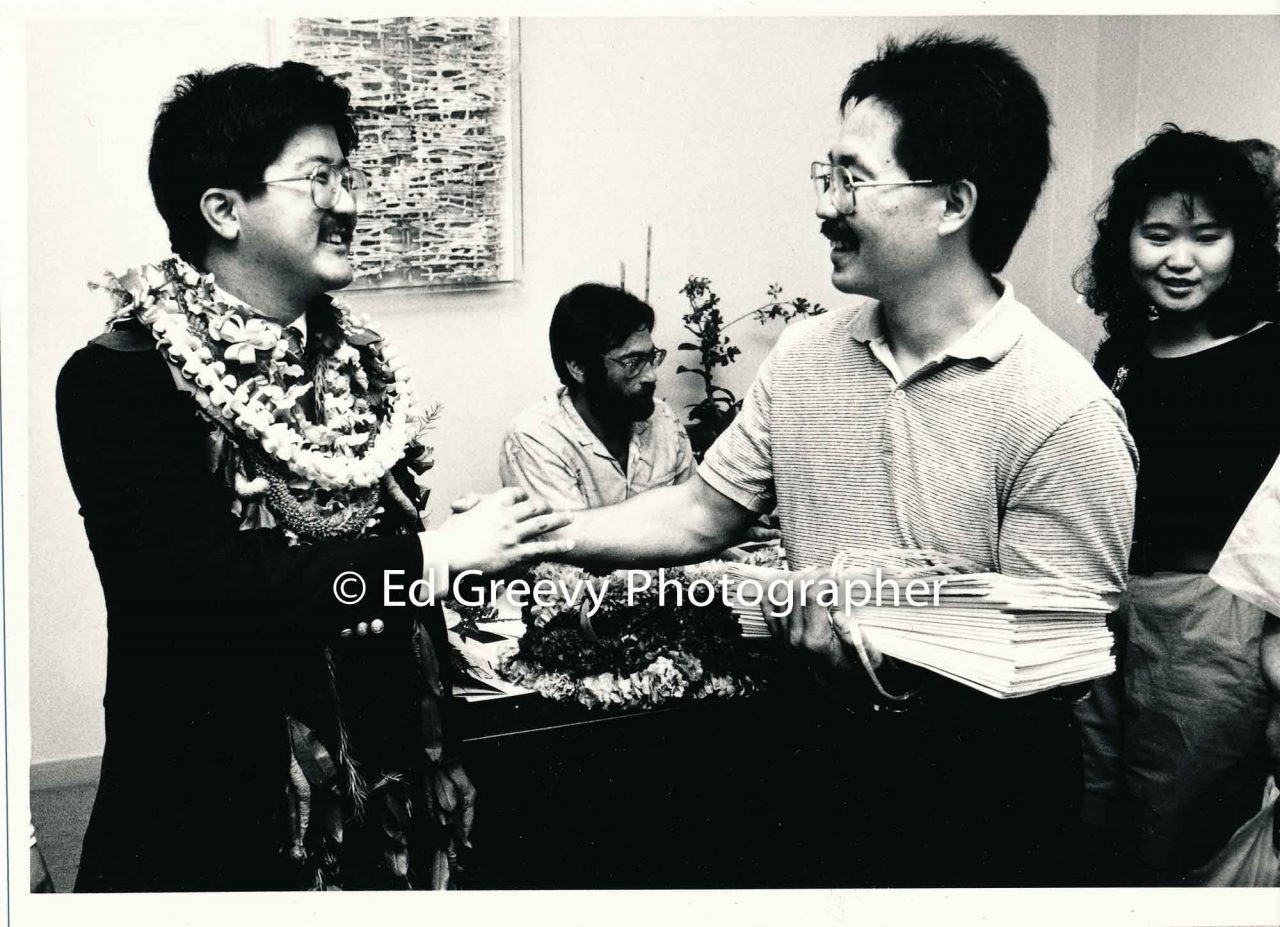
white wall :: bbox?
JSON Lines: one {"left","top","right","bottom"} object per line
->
{"left": 26, "top": 16, "right": 1280, "bottom": 764}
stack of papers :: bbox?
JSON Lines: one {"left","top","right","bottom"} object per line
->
{"left": 722, "top": 562, "right": 1116, "bottom": 699}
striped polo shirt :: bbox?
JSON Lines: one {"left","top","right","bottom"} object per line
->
{"left": 700, "top": 281, "right": 1138, "bottom": 600}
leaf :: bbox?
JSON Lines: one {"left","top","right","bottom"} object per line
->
{"left": 381, "top": 787, "right": 411, "bottom": 834}
{"left": 419, "top": 691, "right": 445, "bottom": 763}
{"left": 434, "top": 768, "right": 459, "bottom": 816}
{"left": 323, "top": 800, "right": 344, "bottom": 844}
{"left": 430, "top": 846, "right": 451, "bottom": 890}
{"left": 411, "top": 619, "right": 445, "bottom": 697}
{"left": 677, "top": 342, "right": 700, "bottom": 351}
{"left": 384, "top": 846, "right": 410, "bottom": 879}
{"left": 288, "top": 717, "right": 339, "bottom": 787}
{"left": 445, "top": 765, "right": 476, "bottom": 844}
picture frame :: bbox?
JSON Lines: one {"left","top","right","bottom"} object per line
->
{"left": 271, "top": 17, "right": 523, "bottom": 290}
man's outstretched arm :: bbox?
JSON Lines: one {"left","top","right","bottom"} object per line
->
{"left": 555, "top": 473, "right": 759, "bottom": 568}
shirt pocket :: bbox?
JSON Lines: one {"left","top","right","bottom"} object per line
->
{"left": 642, "top": 465, "right": 681, "bottom": 489}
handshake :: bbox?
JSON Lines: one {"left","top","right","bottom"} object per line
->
{"left": 420, "top": 486, "right": 576, "bottom": 584}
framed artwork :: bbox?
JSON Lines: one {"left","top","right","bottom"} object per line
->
{"left": 273, "top": 17, "right": 522, "bottom": 289}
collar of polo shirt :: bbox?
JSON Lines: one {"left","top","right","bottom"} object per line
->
{"left": 847, "top": 276, "right": 1027, "bottom": 365}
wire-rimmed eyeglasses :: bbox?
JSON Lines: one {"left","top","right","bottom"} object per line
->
{"left": 258, "top": 164, "right": 370, "bottom": 211}
{"left": 604, "top": 347, "right": 667, "bottom": 378}
{"left": 810, "top": 161, "right": 935, "bottom": 215}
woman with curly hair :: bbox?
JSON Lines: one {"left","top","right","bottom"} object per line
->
{"left": 1076, "top": 125, "right": 1280, "bottom": 885}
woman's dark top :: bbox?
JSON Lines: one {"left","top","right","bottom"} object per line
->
{"left": 1109, "top": 322, "right": 1280, "bottom": 552}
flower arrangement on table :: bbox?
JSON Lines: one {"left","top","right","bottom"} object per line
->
{"left": 496, "top": 557, "right": 783, "bottom": 711}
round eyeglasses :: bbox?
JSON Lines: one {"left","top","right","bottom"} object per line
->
{"left": 810, "top": 161, "right": 935, "bottom": 215}
{"left": 604, "top": 347, "right": 667, "bottom": 378}
{"left": 258, "top": 164, "right": 370, "bottom": 211}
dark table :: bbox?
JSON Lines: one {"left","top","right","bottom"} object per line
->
{"left": 456, "top": 688, "right": 799, "bottom": 889}
{"left": 453, "top": 671, "right": 903, "bottom": 890}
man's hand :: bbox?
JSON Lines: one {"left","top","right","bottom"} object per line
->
{"left": 742, "top": 523, "right": 783, "bottom": 544}
{"left": 449, "top": 493, "right": 483, "bottom": 515}
{"left": 432, "top": 487, "right": 573, "bottom": 576}
{"left": 763, "top": 567, "right": 918, "bottom": 709}
{"left": 826, "top": 569, "right": 888, "bottom": 672}
{"left": 762, "top": 567, "right": 865, "bottom": 676}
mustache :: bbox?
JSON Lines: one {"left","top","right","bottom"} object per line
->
{"left": 322, "top": 217, "right": 356, "bottom": 237}
{"left": 821, "top": 219, "right": 853, "bottom": 242}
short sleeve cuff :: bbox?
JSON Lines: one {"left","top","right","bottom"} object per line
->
{"left": 697, "top": 458, "right": 775, "bottom": 514}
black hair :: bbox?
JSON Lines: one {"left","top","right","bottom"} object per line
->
{"left": 1233, "top": 137, "right": 1280, "bottom": 219}
{"left": 148, "top": 61, "right": 358, "bottom": 265}
{"left": 840, "top": 31, "right": 1052, "bottom": 273}
{"left": 1234, "top": 137, "right": 1280, "bottom": 188}
{"left": 1077, "top": 125, "right": 1280, "bottom": 379}
{"left": 549, "top": 284, "right": 655, "bottom": 388}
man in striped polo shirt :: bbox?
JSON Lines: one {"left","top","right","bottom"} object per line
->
{"left": 557, "top": 32, "right": 1137, "bottom": 887}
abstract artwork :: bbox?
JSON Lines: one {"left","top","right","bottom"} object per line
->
{"left": 280, "top": 17, "right": 520, "bottom": 288}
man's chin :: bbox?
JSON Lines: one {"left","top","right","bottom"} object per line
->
{"left": 629, "top": 399, "right": 656, "bottom": 421}
{"left": 321, "top": 266, "right": 355, "bottom": 292}
{"left": 829, "top": 265, "right": 859, "bottom": 291}
{"left": 830, "top": 270, "right": 875, "bottom": 298}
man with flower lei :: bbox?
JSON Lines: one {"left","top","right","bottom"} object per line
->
{"left": 56, "top": 61, "right": 571, "bottom": 892}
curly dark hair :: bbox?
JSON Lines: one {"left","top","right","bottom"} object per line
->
{"left": 549, "top": 283, "right": 655, "bottom": 388}
{"left": 1077, "top": 125, "right": 1280, "bottom": 378}
{"left": 840, "top": 31, "right": 1052, "bottom": 274}
{"left": 148, "top": 61, "right": 358, "bottom": 265}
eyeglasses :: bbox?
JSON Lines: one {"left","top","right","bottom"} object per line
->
{"left": 810, "top": 161, "right": 935, "bottom": 215}
{"left": 604, "top": 347, "right": 667, "bottom": 378}
{"left": 258, "top": 164, "right": 370, "bottom": 211}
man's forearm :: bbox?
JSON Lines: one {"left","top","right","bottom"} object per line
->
{"left": 561, "top": 475, "right": 755, "bottom": 568}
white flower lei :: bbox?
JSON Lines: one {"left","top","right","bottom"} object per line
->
{"left": 96, "top": 256, "right": 428, "bottom": 493}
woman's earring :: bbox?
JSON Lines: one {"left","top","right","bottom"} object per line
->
{"left": 1146, "top": 303, "right": 1160, "bottom": 322}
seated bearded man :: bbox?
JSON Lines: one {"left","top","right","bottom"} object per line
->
{"left": 499, "top": 283, "right": 695, "bottom": 510}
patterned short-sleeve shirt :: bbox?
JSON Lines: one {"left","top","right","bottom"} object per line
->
{"left": 500, "top": 387, "right": 695, "bottom": 511}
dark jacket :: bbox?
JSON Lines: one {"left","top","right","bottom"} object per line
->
{"left": 57, "top": 325, "right": 441, "bottom": 891}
